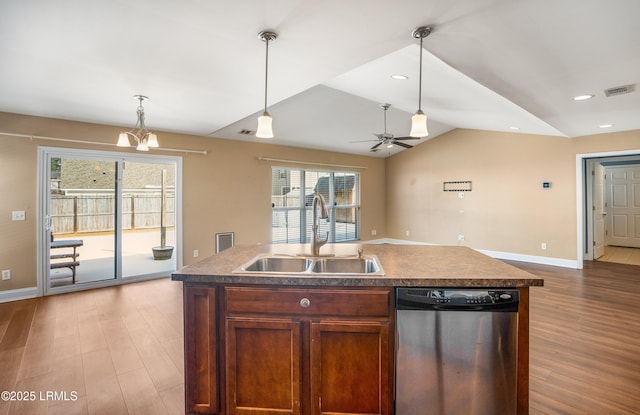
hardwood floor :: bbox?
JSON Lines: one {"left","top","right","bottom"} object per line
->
{"left": 0, "top": 260, "right": 638, "bottom": 414}
{"left": 0, "top": 278, "right": 184, "bottom": 415}
{"left": 597, "top": 245, "right": 640, "bottom": 266}
{"left": 511, "top": 260, "right": 640, "bottom": 415}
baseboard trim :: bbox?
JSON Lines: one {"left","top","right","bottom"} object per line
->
{"left": 477, "top": 249, "right": 579, "bottom": 269}
{"left": 363, "top": 238, "right": 431, "bottom": 245}
{"left": 363, "top": 238, "right": 579, "bottom": 268}
{"left": 0, "top": 286, "right": 38, "bottom": 303}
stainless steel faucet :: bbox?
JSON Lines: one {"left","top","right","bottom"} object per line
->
{"left": 311, "top": 192, "right": 329, "bottom": 256}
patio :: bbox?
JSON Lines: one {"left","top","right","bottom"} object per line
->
{"left": 50, "top": 229, "right": 177, "bottom": 287}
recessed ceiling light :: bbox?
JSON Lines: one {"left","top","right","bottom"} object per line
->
{"left": 573, "top": 94, "right": 595, "bottom": 101}
{"left": 509, "top": 126, "right": 520, "bottom": 130}
{"left": 599, "top": 124, "right": 614, "bottom": 128}
{"left": 390, "top": 74, "right": 408, "bottom": 80}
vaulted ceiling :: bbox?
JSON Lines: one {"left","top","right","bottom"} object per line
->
{"left": 1, "top": 0, "right": 639, "bottom": 157}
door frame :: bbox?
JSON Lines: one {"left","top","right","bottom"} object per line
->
{"left": 577, "top": 149, "right": 640, "bottom": 267}
{"left": 37, "top": 146, "right": 183, "bottom": 296}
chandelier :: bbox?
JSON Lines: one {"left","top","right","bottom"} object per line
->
{"left": 117, "top": 95, "right": 159, "bottom": 151}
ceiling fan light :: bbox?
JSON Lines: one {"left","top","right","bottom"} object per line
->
{"left": 117, "top": 132, "right": 131, "bottom": 147}
{"left": 410, "top": 110, "right": 428, "bottom": 138}
{"left": 256, "top": 112, "right": 274, "bottom": 138}
{"left": 147, "top": 133, "right": 159, "bottom": 147}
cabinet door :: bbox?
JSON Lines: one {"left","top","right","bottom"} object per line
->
{"left": 310, "top": 321, "right": 391, "bottom": 415}
{"left": 226, "top": 318, "right": 302, "bottom": 415}
{"left": 184, "top": 286, "right": 219, "bottom": 414}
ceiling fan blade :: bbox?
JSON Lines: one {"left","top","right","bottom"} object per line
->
{"left": 370, "top": 142, "right": 383, "bottom": 151}
{"left": 373, "top": 133, "right": 384, "bottom": 140}
{"left": 350, "top": 139, "right": 380, "bottom": 143}
{"left": 393, "top": 141, "right": 413, "bottom": 149}
{"left": 393, "top": 136, "right": 421, "bottom": 141}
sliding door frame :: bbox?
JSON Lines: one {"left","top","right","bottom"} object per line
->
{"left": 37, "top": 146, "right": 183, "bottom": 296}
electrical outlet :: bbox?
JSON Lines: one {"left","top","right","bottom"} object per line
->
{"left": 2, "top": 270, "right": 10, "bottom": 280}
{"left": 12, "top": 211, "right": 25, "bottom": 221}
{"left": 371, "top": 229, "right": 377, "bottom": 236}
{"left": 541, "top": 243, "right": 547, "bottom": 250}
{"left": 193, "top": 250, "right": 199, "bottom": 258}
{"left": 405, "top": 230, "right": 410, "bottom": 237}
{"left": 458, "top": 234, "right": 465, "bottom": 241}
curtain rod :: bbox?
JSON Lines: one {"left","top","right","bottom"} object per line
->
{"left": 258, "top": 156, "right": 368, "bottom": 170}
{"left": 0, "top": 131, "right": 208, "bottom": 155}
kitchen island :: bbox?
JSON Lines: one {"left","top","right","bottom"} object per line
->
{"left": 172, "top": 243, "right": 543, "bottom": 415}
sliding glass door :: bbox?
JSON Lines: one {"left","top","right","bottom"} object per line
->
{"left": 121, "top": 161, "right": 176, "bottom": 278}
{"left": 40, "top": 147, "right": 181, "bottom": 294}
{"left": 48, "top": 157, "right": 117, "bottom": 287}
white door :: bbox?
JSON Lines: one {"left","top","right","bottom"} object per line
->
{"left": 605, "top": 165, "right": 640, "bottom": 248}
{"left": 593, "top": 163, "right": 606, "bottom": 258}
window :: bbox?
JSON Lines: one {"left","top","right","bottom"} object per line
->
{"left": 271, "top": 168, "right": 360, "bottom": 244}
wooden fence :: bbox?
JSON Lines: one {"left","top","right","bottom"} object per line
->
{"left": 51, "top": 193, "right": 175, "bottom": 234}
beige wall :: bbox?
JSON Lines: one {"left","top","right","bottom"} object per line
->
{"left": 2, "top": 110, "right": 638, "bottom": 295}
{"left": 0, "top": 112, "right": 386, "bottom": 292}
{"left": 385, "top": 128, "right": 640, "bottom": 260}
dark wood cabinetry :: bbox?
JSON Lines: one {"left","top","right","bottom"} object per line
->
{"left": 184, "top": 286, "right": 219, "bottom": 414}
{"left": 310, "top": 321, "right": 390, "bottom": 414}
{"left": 183, "top": 284, "right": 393, "bottom": 415}
{"left": 226, "top": 318, "right": 302, "bottom": 414}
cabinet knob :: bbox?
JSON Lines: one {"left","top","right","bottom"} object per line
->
{"left": 299, "top": 298, "right": 311, "bottom": 308}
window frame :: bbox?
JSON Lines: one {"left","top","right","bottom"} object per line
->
{"left": 271, "top": 167, "right": 360, "bottom": 244}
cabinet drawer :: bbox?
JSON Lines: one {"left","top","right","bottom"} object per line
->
{"left": 225, "top": 287, "right": 391, "bottom": 318}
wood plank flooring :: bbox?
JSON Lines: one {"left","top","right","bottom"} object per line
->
{"left": 598, "top": 245, "right": 640, "bottom": 266}
{"left": 511, "top": 260, "right": 640, "bottom": 415}
{"left": 0, "top": 278, "right": 184, "bottom": 415}
{"left": 0, "top": 260, "right": 639, "bottom": 414}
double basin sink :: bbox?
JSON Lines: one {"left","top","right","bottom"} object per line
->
{"left": 234, "top": 253, "right": 384, "bottom": 276}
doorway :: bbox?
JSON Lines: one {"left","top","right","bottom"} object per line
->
{"left": 581, "top": 151, "right": 640, "bottom": 267}
{"left": 39, "top": 147, "right": 182, "bottom": 295}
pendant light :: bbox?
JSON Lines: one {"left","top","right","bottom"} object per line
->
{"left": 409, "top": 26, "right": 432, "bottom": 138}
{"left": 117, "top": 95, "right": 159, "bottom": 151}
{"left": 256, "top": 30, "right": 277, "bottom": 138}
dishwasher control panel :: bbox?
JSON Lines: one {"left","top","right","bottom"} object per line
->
{"left": 396, "top": 288, "right": 519, "bottom": 311}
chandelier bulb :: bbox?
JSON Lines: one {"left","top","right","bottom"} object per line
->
{"left": 117, "top": 132, "right": 131, "bottom": 147}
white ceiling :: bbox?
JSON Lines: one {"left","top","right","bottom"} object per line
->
{"left": 1, "top": 0, "right": 639, "bottom": 157}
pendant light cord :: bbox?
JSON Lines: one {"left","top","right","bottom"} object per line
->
{"left": 417, "top": 35, "right": 423, "bottom": 111}
{"left": 263, "top": 36, "right": 270, "bottom": 113}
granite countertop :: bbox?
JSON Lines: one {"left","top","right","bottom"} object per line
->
{"left": 171, "top": 243, "right": 543, "bottom": 288}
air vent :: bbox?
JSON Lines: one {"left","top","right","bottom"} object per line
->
{"left": 238, "top": 129, "right": 255, "bottom": 135}
{"left": 604, "top": 84, "right": 635, "bottom": 97}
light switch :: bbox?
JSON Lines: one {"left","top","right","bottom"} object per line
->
{"left": 12, "top": 211, "right": 26, "bottom": 221}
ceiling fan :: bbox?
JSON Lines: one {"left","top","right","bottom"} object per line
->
{"left": 352, "top": 103, "right": 421, "bottom": 152}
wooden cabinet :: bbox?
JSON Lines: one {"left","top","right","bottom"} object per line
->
{"left": 224, "top": 287, "right": 393, "bottom": 415}
{"left": 184, "top": 286, "right": 219, "bottom": 414}
{"left": 182, "top": 285, "right": 393, "bottom": 415}
{"left": 310, "top": 321, "right": 390, "bottom": 415}
{"left": 225, "top": 318, "right": 302, "bottom": 414}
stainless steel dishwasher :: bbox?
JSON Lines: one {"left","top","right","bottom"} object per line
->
{"left": 395, "top": 288, "right": 519, "bottom": 415}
